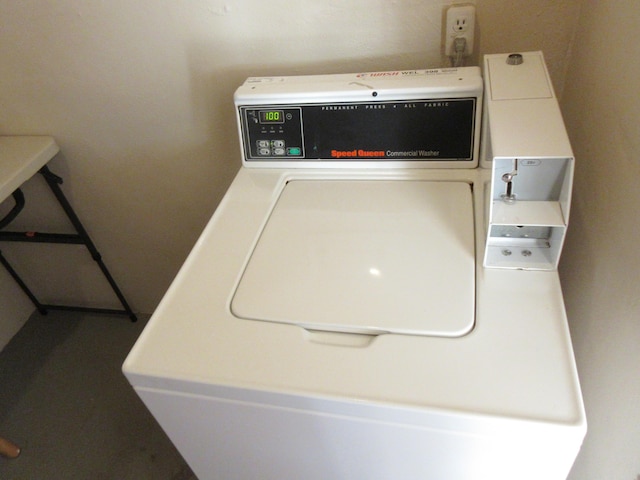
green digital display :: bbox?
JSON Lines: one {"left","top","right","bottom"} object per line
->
{"left": 259, "top": 110, "right": 285, "bottom": 124}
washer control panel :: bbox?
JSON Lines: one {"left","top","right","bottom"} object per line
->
{"left": 235, "top": 67, "right": 483, "bottom": 167}
{"left": 240, "top": 107, "right": 304, "bottom": 159}
{"left": 239, "top": 99, "right": 477, "bottom": 163}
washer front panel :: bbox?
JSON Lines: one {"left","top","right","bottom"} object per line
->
{"left": 232, "top": 180, "right": 475, "bottom": 337}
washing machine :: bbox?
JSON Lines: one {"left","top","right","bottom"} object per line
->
{"left": 123, "top": 52, "right": 586, "bottom": 479}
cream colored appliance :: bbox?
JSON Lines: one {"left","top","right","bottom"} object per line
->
{"left": 124, "top": 52, "right": 585, "bottom": 480}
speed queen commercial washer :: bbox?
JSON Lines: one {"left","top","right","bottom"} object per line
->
{"left": 123, "top": 52, "right": 586, "bottom": 479}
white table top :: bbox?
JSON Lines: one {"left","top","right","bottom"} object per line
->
{"left": 0, "top": 136, "right": 59, "bottom": 204}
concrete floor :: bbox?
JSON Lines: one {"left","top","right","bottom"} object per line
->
{"left": 0, "top": 311, "right": 196, "bottom": 480}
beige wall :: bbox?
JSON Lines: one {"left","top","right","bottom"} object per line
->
{"left": 560, "top": 0, "right": 640, "bottom": 478}
{"left": 0, "top": 0, "right": 460, "bottom": 325}
{"left": 0, "top": 0, "right": 582, "bottom": 324}
{"left": 0, "top": 269, "right": 33, "bottom": 348}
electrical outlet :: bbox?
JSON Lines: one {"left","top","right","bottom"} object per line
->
{"left": 444, "top": 4, "right": 475, "bottom": 58}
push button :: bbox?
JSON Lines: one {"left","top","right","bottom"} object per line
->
{"left": 287, "top": 147, "right": 302, "bottom": 156}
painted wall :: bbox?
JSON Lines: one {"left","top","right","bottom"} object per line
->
{"left": 0, "top": 0, "right": 579, "bottom": 337}
{"left": 560, "top": 0, "right": 640, "bottom": 478}
{"left": 0, "top": 269, "right": 33, "bottom": 348}
{"left": 0, "top": 0, "right": 460, "bottom": 327}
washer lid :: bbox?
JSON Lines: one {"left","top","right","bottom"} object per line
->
{"left": 232, "top": 180, "right": 475, "bottom": 337}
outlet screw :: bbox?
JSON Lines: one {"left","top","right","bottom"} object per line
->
{"left": 501, "top": 249, "right": 512, "bottom": 256}
{"left": 522, "top": 250, "right": 532, "bottom": 257}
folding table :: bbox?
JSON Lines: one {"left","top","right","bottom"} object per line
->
{"left": 0, "top": 136, "right": 136, "bottom": 321}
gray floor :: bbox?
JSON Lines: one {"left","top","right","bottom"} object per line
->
{"left": 0, "top": 310, "right": 196, "bottom": 480}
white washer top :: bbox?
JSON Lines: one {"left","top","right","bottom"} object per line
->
{"left": 124, "top": 166, "right": 585, "bottom": 434}
{"left": 232, "top": 180, "right": 475, "bottom": 336}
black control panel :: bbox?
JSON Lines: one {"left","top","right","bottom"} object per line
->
{"left": 239, "top": 98, "right": 477, "bottom": 162}
{"left": 240, "top": 107, "right": 304, "bottom": 159}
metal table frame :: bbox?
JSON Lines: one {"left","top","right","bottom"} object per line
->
{"left": 0, "top": 137, "right": 136, "bottom": 321}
